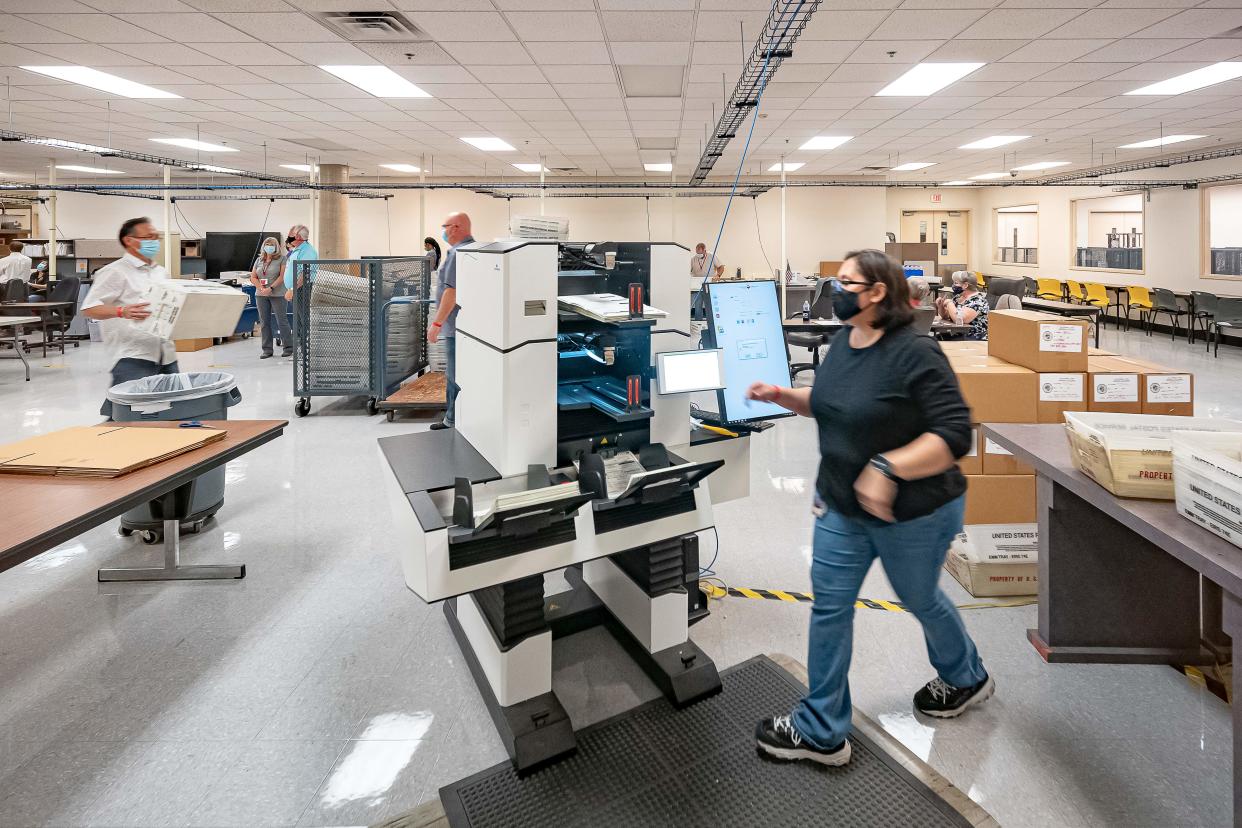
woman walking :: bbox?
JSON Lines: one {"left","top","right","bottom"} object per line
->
{"left": 748, "top": 249, "right": 992, "bottom": 767}
{"left": 250, "top": 236, "right": 291, "bottom": 359}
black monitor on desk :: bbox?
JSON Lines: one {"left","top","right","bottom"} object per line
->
{"left": 702, "top": 280, "right": 794, "bottom": 426}
{"left": 204, "top": 232, "right": 265, "bottom": 279}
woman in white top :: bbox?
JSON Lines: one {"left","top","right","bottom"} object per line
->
{"left": 250, "top": 236, "right": 290, "bottom": 358}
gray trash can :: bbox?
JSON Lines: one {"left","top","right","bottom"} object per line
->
{"left": 106, "top": 372, "right": 241, "bottom": 542}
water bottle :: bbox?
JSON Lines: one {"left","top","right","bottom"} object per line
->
{"left": 802, "top": 299, "right": 811, "bottom": 321}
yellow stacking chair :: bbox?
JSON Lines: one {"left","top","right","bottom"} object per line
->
{"left": 1035, "top": 278, "right": 1064, "bottom": 301}
{"left": 1125, "top": 285, "right": 1154, "bottom": 334}
{"left": 1065, "top": 279, "right": 1085, "bottom": 303}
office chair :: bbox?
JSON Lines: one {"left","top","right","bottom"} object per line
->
{"left": 785, "top": 278, "right": 834, "bottom": 377}
{"left": 911, "top": 306, "right": 935, "bottom": 335}
{"left": 42, "top": 275, "right": 80, "bottom": 353}
{"left": 994, "top": 294, "right": 1023, "bottom": 311}
{"left": 1035, "top": 278, "right": 1064, "bottom": 301}
{"left": 1150, "top": 288, "right": 1188, "bottom": 342}
{"left": 1124, "top": 285, "right": 1154, "bottom": 334}
{"left": 1212, "top": 297, "right": 1242, "bottom": 357}
{"left": 2, "top": 279, "right": 26, "bottom": 302}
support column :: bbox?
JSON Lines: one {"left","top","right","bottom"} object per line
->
{"left": 780, "top": 155, "right": 787, "bottom": 306}
{"left": 47, "top": 161, "right": 56, "bottom": 280}
{"left": 162, "top": 165, "right": 172, "bottom": 273}
{"left": 316, "top": 163, "right": 348, "bottom": 259}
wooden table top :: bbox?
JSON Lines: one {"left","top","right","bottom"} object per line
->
{"left": 984, "top": 423, "right": 1242, "bottom": 598}
{"left": 0, "top": 419, "right": 286, "bottom": 573}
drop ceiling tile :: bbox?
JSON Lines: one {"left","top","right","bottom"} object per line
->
{"left": 107, "top": 42, "right": 223, "bottom": 64}
{"left": 12, "top": 42, "right": 145, "bottom": 65}
{"left": 536, "top": 65, "right": 613, "bottom": 84}
{"left": 1076, "top": 38, "right": 1196, "bottom": 61}
{"left": 0, "top": 0, "right": 96, "bottom": 9}
{"left": 353, "top": 42, "right": 455, "bottom": 65}
{"left": 800, "top": 10, "right": 888, "bottom": 40}
{"left": 174, "top": 64, "right": 270, "bottom": 83}
{"left": 445, "top": 42, "right": 536, "bottom": 65}
{"left": 601, "top": 10, "right": 693, "bottom": 41}
{"left": 1000, "top": 38, "right": 1111, "bottom": 62}
{"left": 197, "top": 42, "right": 302, "bottom": 64}
{"left": 495, "top": 0, "right": 596, "bottom": 8}
{"left": 1132, "top": 9, "right": 1242, "bottom": 37}
{"left": 1152, "top": 40, "right": 1242, "bottom": 62}
{"left": 7, "top": 15, "right": 106, "bottom": 41}
{"left": 487, "top": 83, "right": 560, "bottom": 99}
{"left": 610, "top": 42, "right": 690, "bottom": 64}
{"left": 846, "top": 40, "right": 944, "bottom": 63}
{"left": 416, "top": 11, "right": 516, "bottom": 41}
{"left": 956, "top": 8, "right": 1082, "bottom": 38}
{"left": 870, "top": 9, "right": 987, "bottom": 39}
{"left": 772, "top": 64, "right": 838, "bottom": 83}
{"left": 812, "top": 81, "right": 890, "bottom": 97}
{"left": 923, "top": 40, "right": 1026, "bottom": 62}
{"left": 417, "top": 82, "right": 495, "bottom": 98}
{"left": 784, "top": 41, "right": 860, "bottom": 63}
{"left": 1046, "top": 9, "right": 1179, "bottom": 38}
{"left": 285, "top": 81, "right": 371, "bottom": 98}
{"left": 212, "top": 13, "right": 341, "bottom": 41}
{"left": 827, "top": 63, "right": 913, "bottom": 83}
{"left": 555, "top": 83, "right": 622, "bottom": 98}
{"left": 115, "top": 12, "right": 253, "bottom": 40}
{"left": 507, "top": 11, "right": 604, "bottom": 40}
{"left": 277, "top": 42, "right": 378, "bottom": 63}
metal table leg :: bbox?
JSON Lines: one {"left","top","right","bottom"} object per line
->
{"left": 98, "top": 483, "right": 244, "bottom": 582}
{"left": 6, "top": 327, "right": 30, "bottom": 381}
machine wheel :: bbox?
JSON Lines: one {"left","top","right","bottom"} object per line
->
{"left": 366, "top": 397, "right": 380, "bottom": 415}
{"left": 187, "top": 519, "right": 206, "bottom": 534}
{"left": 295, "top": 398, "right": 311, "bottom": 417}
{"left": 119, "top": 526, "right": 134, "bottom": 537}
{"left": 140, "top": 529, "right": 162, "bottom": 545}
{"left": 386, "top": 410, "right": 395, "bottom": 422}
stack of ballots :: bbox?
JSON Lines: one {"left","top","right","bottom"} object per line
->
{"left": 309, "top": 270, "right": 371, "bottom": 391}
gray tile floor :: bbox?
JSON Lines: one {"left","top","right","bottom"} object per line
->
{"left": 0, "top": 323, "right": 1237, "bottom": 827}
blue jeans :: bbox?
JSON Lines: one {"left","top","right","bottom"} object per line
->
{"left": 792, "top": 495, "right": 985, "bottom": 750}
{"left": 443, "top": 335, "right": 458, "bottom": 426}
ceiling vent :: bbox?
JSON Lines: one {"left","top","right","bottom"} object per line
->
{"left": 860, "top": 165, "right": 888, "bottom": 172}
{"left": 315, "top": 11, "right": 429, "bottom": 42}
{"left": 549, "top": 166, "right": 580, "bottom": 173}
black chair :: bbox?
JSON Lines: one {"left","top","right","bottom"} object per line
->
{"left": 41, "top": 275, "right": 80, "bottom": 353}
{"left": 1150, "top": 288, "right": 1189, "bottom": 342}
{"left": 785, "top": 278, "right": 834, "bottom": 377}
{"left": 985, "top": 276, "right": 1025, "bottom": 310}
{"left": 2, "top": 279, "right": 26, "bottom": 302}
{"left": 1022, "top": 276, "right": 1038, "bottom": 297}
{"left": 1212, "top": 298, "right": 1242, "bottom": 357}
{"left": 911, "top": 306, "right": 935, "bottom": 335}
{"left": 1190, "top": 291, "right": 1218, "bottom": 349}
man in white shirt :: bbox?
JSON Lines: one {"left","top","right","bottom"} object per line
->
{"left": 0, "top": 240, "right": 32, "bottom": 285}
{"left": 82, "top": 217, "right": 178, "bottom": 396}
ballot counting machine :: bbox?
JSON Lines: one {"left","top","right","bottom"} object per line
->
{"left": 379, "top": 240, "right": 756, "bottom": 771}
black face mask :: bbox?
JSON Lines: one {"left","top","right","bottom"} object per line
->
{"left": 952, "top": 285, "right": 964, "bottom": 296}
{"left": 286, "top": 236, "right": 296, "bottom": 245}
{"left": 832, "top": 283, "right": 866, "bottom": 321}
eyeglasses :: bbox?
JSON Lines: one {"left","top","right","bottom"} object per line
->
{"left": 831, "top": 278, "right": 872, "bottom": 289}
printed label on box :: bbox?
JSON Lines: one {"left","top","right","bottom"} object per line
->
{"left": 1147, "top": 374, "right": 1192, "bottom": 403}
{"left": 984, "top": 437, "right": 1013, "bottom": 456}
{"left": 1038, "top": 323, "right": 1083, "bottom": 353}
{"left": 966, "top": 429, "right": 979, "bottom": 457}
{"left": 1039, "top": 373, "right": 1085, "bottom": 402}
{"left": 1093, "top": 373, "right": 1139, "bottom": 402}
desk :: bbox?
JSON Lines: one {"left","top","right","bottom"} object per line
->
{"left": 1021, "top": 297, "right": 1102, "bottom": 348}
{"left": 0, "top": 419, "right": 287, "bottom": 580}
{"left": 0, "top": 315, "right": 36, "bottom": 380}
{"left": 0, "top": 301, "right": 75, "bottom": 357}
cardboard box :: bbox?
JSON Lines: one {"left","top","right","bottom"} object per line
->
{"left": 1172, "top": 431, "right": 1242, "bottom": 549}
{"left": 1103, "top": 357, "right": 1194, "bottom": 417}
{"left": 1064, "top": 412, "right": 1242, "bottom": 499}
{"left": 175, "top": 338, "right": 214, "bottom": 353}
{"left": 940, "top": 341, "right": 988, "bottom": 357}
{"left": 1036, "top": 372, "right": 1088, "bottom": 424}
{"left": 138, "top": 279, "right": 247, "bottom": 341}
{"left": 1087, "top": 356, "right": 1142, "bottom": 415}
{"left": 982, "top": 434, "right": 1033, "bottom": 475}
{"left": 964, "top": 474, "right": 1036, "bottom": 524}
{"left": 988, "top": 309, "right": 1089, "bottom": 373}
{"left": 818, "top": 260, "right": 844, "bottom": 278}
{"left": 944, "top": 524, "right": 1039, "bottom": 597}
{"left": 954, "top": 364, "right": 1037, "bottom": 424}
{"left": 958, "top": 427, "right": 982, "bottom": 475}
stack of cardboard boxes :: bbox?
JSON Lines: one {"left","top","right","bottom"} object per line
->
{"left": 940, "top": 309, "right": 1194, "bottom": 596}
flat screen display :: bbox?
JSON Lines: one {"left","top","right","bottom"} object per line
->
{"left": 705, "top": 280, "right": 794, "bottom": 424}
{"left": 656, "top": 349, "right": 725, "bottom": 394}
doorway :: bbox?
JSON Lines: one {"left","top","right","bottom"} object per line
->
{"left": 900, "top": 210, "right": 970, "bottom": 276}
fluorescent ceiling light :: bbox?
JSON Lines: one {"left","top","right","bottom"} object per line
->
{"left": 959, "top": 135, "right": 1029, "bottom": 149}
{"left": 1126, "top": 62, "right": 1242, "bottom": 96}
{"left": 280, "top": 164, "right": 316, "bottom": 172}
{"left": 380, "top": 163, "right": 421, "bottom": 173}
{"left": 23, "top": 138, "right": 112, "bottom": 153}
{"left": 319, "top": 65, "right": 431, "bottom": 99}
{"left": 971, "top": 172, "right": 1008, "bottom": 180}
{"left": 1118, "top": 134, "right": 1205, "bottom": 149}
{"left": 513, "top": 163, "right": 547, "bottom": 173}
{"left": 644, "top": 162, "right": 673, "bottom": 172}
{"left": 152, "top": 137, "right": 236, "bottom": 153}
{"left": 875, "top": 62, "right": 984, "bottom": 97}
{"left": 461, "top": 136, "right": 515, "bottom": 152}
{"left": 20, "top": 65, "right": 179, "bottom": 99}
{"left": 56, "top": 165, "right": 122, "bottom": 175}
{"left": 189, "top": 164, "right": 241, "bottom": 174}
{"left": 1011, "top": 161, "right": 1070, "bottom": 171}
{"left": 941, "top": 180, "right": 972, "bottom": 186}
{"left": 768, "top": 162, "right": 804, "bottom": 172}
{"left": 890, "top": 162, "right": 935, "bottom": 171}
{"left": 799, "top": 135, "right": 852, "bottom": 151}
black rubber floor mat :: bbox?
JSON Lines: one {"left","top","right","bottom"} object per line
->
{"left": 439, "top": 655, "right": 976, "bottom": 828}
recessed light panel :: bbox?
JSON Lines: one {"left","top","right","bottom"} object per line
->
{"left": 461, "top": 137, "right": 516, "bottom": 152}
{"left": 320, "top": 65, "right": 431, "bottom": 98}
{"left": 512, "top": 163, "right": 547, "bottom": 173}
{"left": 21, "top": 66, "right": 179, "bottom": 99}
{"left": 768, "top": 162, "right": 804, "bottom": 172}
{"left": 959, "top": 135, "right": 1029, "bottom": 149}
{"left": 875, "top": 63, "right": 984, "bottom": 97}
{"left": 23, "top": 138, "right": 112, "bottom": 153}
{"left": 381, "top": 163, "right": 422, "bottom": 173}
{"left": 890, "top": 162, "right": 935, "bottom": 171}
{"left": 799, "top": 136, "right": 852, "bottom": 151}
{"left": 1011, "top": 161, "right": 1070, "bottom": 171}
{"left": 619, "top": 66, "right": 685, "bottom": 98}
{"left": 281, "top": 164, "right": 315, "bottom": 172}
{"left": 971, "top": 172, "right": 1008, "bottom": 180}
{"left": 644, "top": 163, "right": 672, "bottom": 172}
{"left": 56, "top": 165, "right": 122, "bottom": 175}
{"left": 1118, "top": 134, "right": 1205, "bottom": 149}
{"left": 189, "top": 164, "right": 241, "bottom": 174}
{"left": 152, "top": 138, "right": 237, "bottom": 153}
{"left": 1126, "top": 63, "right": 1242, "bottom": 96}
{"left": 941, "top": 180, "right": 972, "bottom": 186}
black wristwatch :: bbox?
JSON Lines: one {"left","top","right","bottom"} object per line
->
{"left": 869, "top": 454, "right": 901, "bottom": 482}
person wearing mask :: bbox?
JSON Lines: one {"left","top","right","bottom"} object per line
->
{"left": 250, "top": 236, "right": 291, "bottom": 359}
{"left": 907, "top": 277, "right": 930, "bottom": 308}
{"left": 746, "top": 249, "right": 991, "bottom": 767}
{"left": 936, "top": 271, "right": 988, "bottom": 340}
{"left": 428, "top": 211, "right": 474, "bottom": 431}
{"left": 27, "top": 260, "right": 48, "bottom": 301}
{"left": 424, "top": 236, "right": 442, "bottom": 273}
{"left": 0, "top": 240, "right": 32, "bottom": 286}
{"left": 82, "top": 217, "right": 178, "bottom": 395}
{"left": 282, "top": 224, "right": 318, "bottom": 345}
{"left": 690, "top": 243, "right": 710, "bottom": 284}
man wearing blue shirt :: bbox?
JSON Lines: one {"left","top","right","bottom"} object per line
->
{"left": 428, "top": 211, "right": 474, "bottom": 430}
{"left": 282, "top": 224, "right": 318, "bottom": 355}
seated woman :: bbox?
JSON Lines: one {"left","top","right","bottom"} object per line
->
{"left": 935, "top": 271, "right": 988, "bottom": 340}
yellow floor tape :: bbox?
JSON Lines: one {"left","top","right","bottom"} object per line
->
{"left": 700, "top": 582, "right": 1037, "bottom": 612}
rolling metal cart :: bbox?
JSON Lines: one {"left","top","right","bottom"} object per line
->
{"left": 291, "top": 256, "right": 431, "bottom": 417}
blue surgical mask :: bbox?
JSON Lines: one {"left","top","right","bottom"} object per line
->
{"left": 138, "top": 239, "right": 160, "bottom": 258}
{"left": 442, "top": 230, "right": 449, "bottom": 242}
{"left": 263, "top": 245, "right": 276, "bottom": 254}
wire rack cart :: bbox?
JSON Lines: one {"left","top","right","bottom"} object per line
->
{"left": 291, "top": 256, "right": 432, "bottom": 417}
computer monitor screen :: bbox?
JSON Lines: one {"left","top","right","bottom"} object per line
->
{"left": 705, "top": 280, "right": 794, "bottom": 424}
{"left": 656, "top": 349, "right": 725, "bottom": 394}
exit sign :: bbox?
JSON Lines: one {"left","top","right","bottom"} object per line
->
{"left": 931, "top": 193, "right": 943, "bottom": 204}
